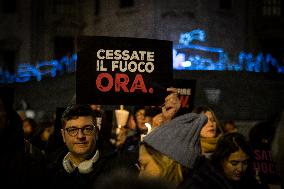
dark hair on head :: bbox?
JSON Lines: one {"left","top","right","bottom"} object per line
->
{"left": 61, "top": 104, "right": 97, "bottom": 128}
{"left": 145, "top": 106, "right": 161, "bottom": 117}
{"left": 192, "top": 105, "right": 223, "bottom": 135}
{"left": 223, "top": 120, "right": 235, "bottom": 126}
{"left": 192, "top": 106, "right": 212, "bottom": 114}
{"left": 24, "top": 118, "right": 38, "bottom": 130}
{"left": 211, "top": 133, "right": 253, "bottom": 171}
{"left": 249, "top": 121, "right": 276, "bottom": 148}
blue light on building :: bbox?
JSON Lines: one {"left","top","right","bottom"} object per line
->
{"left": 0, "top": 54, "right": 77, "bottom": 83}
{"left": 1, "top": 30, "right": 283, "bottom": 84}
{"left": 173, "top": 29, "right": 284, "bottom": 74}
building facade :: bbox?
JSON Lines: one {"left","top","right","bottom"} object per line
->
{"left": 0, "top": 0, "right": 283, "bottom": 122}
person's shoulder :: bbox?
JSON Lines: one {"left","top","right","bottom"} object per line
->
{"left": 45, "top": 146, "right": 68, "bottom": 170}
{"left": 98, "top": 149, "right": 139, "bottom": 175}
{"left": 192, "top": 156, "right": 211, "bottom": 170}
{"left": 95, "top": 169, "right": 177, "bottom": 189}
{"left": 181, "top": 156, "right": 229, "bottom": 188}
{"left": 241, "top": 173, "right": 271, "bottom": 189}
{"left": 96, "top": 149, "right": 120, "bottom": 168}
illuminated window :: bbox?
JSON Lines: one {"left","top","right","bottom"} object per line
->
{"left": 219, "top": 0, "right": 232, "bottom": 10}
{"left": 262, "top": 0, "right": 281, "bottom": 17}
{"left": 120, "top": 0, "right": 134, "bottom": 8}
{"left": 1, "top": 0, "right": 16, "bottom": 14}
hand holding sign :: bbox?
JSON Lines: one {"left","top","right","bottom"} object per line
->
{"left": 161, "top": 87, "right": 181, "bottom": 123}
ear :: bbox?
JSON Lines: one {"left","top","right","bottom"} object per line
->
{"left": 61, "top": 128, "right": 66, "bottom": 143}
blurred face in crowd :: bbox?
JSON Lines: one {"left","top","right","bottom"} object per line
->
{"left": 61, "top": 116, "right": 97, "bottom": 159}
{"left": 127, "top": 114, "right": 136, "bottom": 130}
{"left": 223, "top": 123, "right": 238, "bottom": 134}
{"left": 41, "top": 126, "right": 54, "bottom": 141}
{"left": 89, "top": 104, "right": 101, "bottom": 111}
{"left": 17, "top": 110, "right": 27, "bottom": 121}
{"left": 200, "top": 111, "right": 217, "bottom": 138}
{"left": 222, "top": 149, "right": 249, "bottom": 181}
{"left": 138, "top": 145, "right": 161, "bottom": 178}
{"left": 23, "top": 119, "right": 34, "bottom": 137}
{"left": 152, "top": 113, "right": 164, "bottom": 128}
{"left": 135, "top": 109, "right": 148, "bottom": 134}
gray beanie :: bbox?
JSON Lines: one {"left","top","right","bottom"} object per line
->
{"left": 143, "top": 112, "right": 207, "bottom": 169}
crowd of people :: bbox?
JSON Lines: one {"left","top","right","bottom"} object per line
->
{"left": 0, "top": 87, "right": 283, "bottom": 189}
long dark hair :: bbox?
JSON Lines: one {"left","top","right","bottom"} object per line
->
{"left": 211, "top": 133, "right": 253, "bottom": 171}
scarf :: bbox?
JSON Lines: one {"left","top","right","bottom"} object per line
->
{"left": 200, "top": 135, "right": 222, "bottom": 154}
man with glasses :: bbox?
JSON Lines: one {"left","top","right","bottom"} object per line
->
{"left": 46, "top": 104, "right": 123, "bottom": 189}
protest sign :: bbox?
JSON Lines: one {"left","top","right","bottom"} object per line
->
{"left": 76, "top": 36, "right": 173, "bottom": 105}
{"left": 168, "top": 79, "right": 196, "bottom": 114}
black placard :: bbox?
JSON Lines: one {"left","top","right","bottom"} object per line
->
{"left": 168, "top": 79, "right": 196, "bottom": 113}
{"left": 76, "top": 36, "right": 173, "bottom": 106}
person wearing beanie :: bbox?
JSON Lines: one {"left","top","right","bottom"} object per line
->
{"left": 116, "top": 89, "right": 184, "bottom": 176}
{"left": 192, "top": 106, "right": 223, "bottom": 158}
{"left": 137, "top": 113, "right": 207, "bottom": 185}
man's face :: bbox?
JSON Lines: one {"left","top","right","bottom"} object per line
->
{"left": 222, "top": 149, "right": 249, "bottom": 181}
{"left": 61, "top": 116, "right": 97, "bottom": 158}
{"left": 224, "top": 123, "right": 238, "bottom": 134}
{"left": 200, "top": 111, "right": 217, "bottom": 138}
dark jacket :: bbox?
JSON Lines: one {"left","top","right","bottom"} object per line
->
{"left": 45, "top": 147, "right": 134, "bottom": 189}
{"left": 179, "top": 157, "right": 269, "bottom": 189}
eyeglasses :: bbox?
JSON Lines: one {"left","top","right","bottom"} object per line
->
{"left": 65, "top": 125, "right": 96, "bottom": 137}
